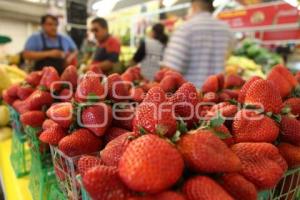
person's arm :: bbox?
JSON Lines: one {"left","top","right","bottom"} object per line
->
{"left": 132, "top": 40, "right": 146, "bottom": 64}
{"left": 161, "top": 25, "right": 190, "bottom": 73}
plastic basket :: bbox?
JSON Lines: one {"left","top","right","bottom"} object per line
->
{"left": 8, "top": 106, "right": 26, "bottom": 141}
{"left": 50, "top": 146, "right": 99, "bottom": 200}
{"left": 48, "top": 181, "right": 66, "bottom": 200}
{"left": 259, "top": 168, "right": 300, "bottom": 200}
{"left": 77, "top": 176, "right": 91, "bottom": 200}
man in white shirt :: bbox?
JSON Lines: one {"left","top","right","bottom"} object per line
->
{"left": 162, "top": 0, "right": 234, "bottom": 87}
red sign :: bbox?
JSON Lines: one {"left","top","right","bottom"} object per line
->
{"left": 255, "top": 29, "right": 300, "bottom": 42}
{"left": 218, "top": 2, "right": 300, "bottom": 30}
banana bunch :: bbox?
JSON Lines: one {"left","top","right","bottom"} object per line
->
{"left": 226, "top": 56, "right": 265, "bottom": 80}
{"left": 0, "top": 64, "right": 26, "bottom": 94}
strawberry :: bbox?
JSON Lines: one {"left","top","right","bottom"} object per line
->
{"left": 231, "top": 143, "right": 287, "bottom": 189}
{"left": 177, "top": 130, "right": 241, "bottom": 173}
{"left": 183, "top": 176, "right": 234, "bottom": 200}
{"left": 88, "top": 64, "right": 103, "bottom": 75}
{"left": 284, "top": 98, "right": 300, "bottom": 116}
{"left": 159, "top": 75, "right": 178, "bottom": 93}
{"left": 2, "top": 91, "right": 16, "bottom": 105}
{"left": 213, "top": 124, "right": 234, "bottom": 146}
{"left": 46, "top": 102, "right": 73, "bottom": 129}
{"left": 77, "top": 155, "right": 103, "bottom": 176}
{"left": 81, "top": 103, "right": 112, "bottom": 137}
{"left": 42, "top": 119, "right": 59, "bottom": 130}
{"left": 238, "top": 76, "right": 262, "bottom": 103}
{"left": 244, "top": 79, "right": 283, "bottom": 114}
{"left": 141, "top": 82, "right": 160, "bottom": 92}
{"left": 25, "top": 71, "right": 42, "bottom": 87}
{"left": 39, "top": 125, "right": 66, "bottom": 145}
{"left": 267, "top": 65, "right": 297, "bottom": 98}
{"left": 208, "top": 102, "right": 238, "bottom": 119}
{"left": 12, "top": 100, "right": 29, "bottom": 114}
{"left": 126, "top": 66, "right": 142, "bottom": 81}
{"left": 134, "top": 87, "right": 176, "bottom": 137}
{"left": 39, "top": 67, "right": 60, "bottom": 91}
{"left": 232, "top": 110, "right": 279, "bottom": 143}
{"left": 296, "top": 71, "right": 300, "bottom": 84}
{"left": 58, "top": 129, "right": 102, "bottom": 157}
{"left": 224, "top": 74, "right": 245, "bottom": 89}
{"left": 129, "top": 191, "right": 186, "bottom": 200}
{"left": 202, "top": 75, "right": 219, "bottom": 93}
{"left": 217, "top": 73, "right": 225, "bottom": 90}
{"left": 164, "top": 71, "right": 186, "bottom": 86}
{"left": 130, "top": 87, "right": 145, "bottom": 103}
{"left": 218, "top": 92, "right": 231, "bottom": 102}
{"left": 202, "top": 92, "right": 218, "bottom": 103}
{"left": 170, "top": 82, "right": 200, "bottom": 127}
{"left": 276, "top": 171, "right": 300, "bottom": 200}
{"left": 103, "top": 127, "right": 129, "bottom": 144}
{"left": 83, "top": 165, "right": 131, "bottom": 200}
{"left": 112, "top": 104, "right": 135, "bottom": 131}
{"left": 75, "top": 71, "right": 105, "bottom": 102}
{"left": 280, "top": 116, "right": 300, "bottom": 146}
{"left": 60, "top": 65, "right": 78, "bottom": 89}
{"left": 278, "top": 143, "right": 300, "bottom": 169}
{"left": 121, "top": 71, "right": 134, "bottom": 83}
{"left": 119, "top": 134, "right": 184, "bottom": 193}
{"left": 58, "top": 88, "right": 73, "bottom": 102}
{"left": 223, "top": 89, "right": 240, "bottom": 100}
{"left": 219, "top": 173, "right": 257, "bottom": 200}
{"left": 17, "top": 86, "right": 34, "bottom": 100}
{"left": 26, "top": 90, "right": 53, "bottom": 111}
{"left": 101, "top": 132, "right": 137, "bottom": 167}
{"left": 154, "top": 68, "right": 169, "bottom": 82}
{"left": 106, "top": 73, "right": 129, "bottom": 102}
{"left": 20, "top": 111, "right": 46, "bottom": 127}
{"left": 6, "top": 84, "right": 20, "bottom": 98}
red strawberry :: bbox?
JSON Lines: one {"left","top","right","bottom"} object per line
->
{"left": 12, "top": 100, "right": 29, "bottom": 114}
{"left": 267, "top": 65, "right": 297, "bottom": 98}
{"left": 231, "top": 143, "right": 287, "bottom": 189}
{"left": 223, "top": 89, "right": 240, "bottom": 100}
{"left": 278, "top": 143, "right": 300, "bottom": 169}
{"left": 183, "top": 176, "right": 234, "bottom": 200}
{"left": 154, "top": 68, "right": 169, "bottom": 82}
{"left": 121, "top": 71, "right": 134, "bottom": 83}
{"left": 25, "top": 71, "right": 42, "bottom": 87}
{"left": 39, "top": 67, "right": 60, "bottom": 91}
{"left": 60, "top": 65, "right": 78, "bottom": 89}
{"left": 280, "top": 116, "right": 300, "bottom": 146}
{"left": 217, "top": 73, "right": 225, "bottom": 90}
{"left": 164, "top": 71, "right": 186, "bottom": 86}
{"left": 39, "top": 125, "right": 65, "bottom": 145}
{"left": 244, "top": 79, "right": 283, "bottom": 114}
{"left": 119, "top": 134, "right": 184, "bottom": 193}
{"left": 2, "top": 91, "right": 16, "bottom": 105}
{"left": 134, "top": 87, "right": 177, "bottom": 137}
{"left": 141, "top": 82, "right": 160, "bottom": 92}
{"left": 232, "top": 110, "right": 279, "bottom": 143}
{"left": 218, "top": 92, "right": 231, "bottom": 102}
{"left": 17, "top": 86, "right": 34, "bottom": 100}
{"left": 75, "top": 71, "right": 105, "bottom": 102}
{"left": 202, "top": 75, "right": 219, "bottom": 93}
{"left": 284, "top": 98, "right": 300, "bottom": 116}
{"left": 103, "top": 127, "right": 129, "bottom": 144}
{"left": 224, "top": 74, "right": 245, "bottom": 89}
{"left": 238, "top": 76, "right": 262, "bottom": 103}
{"left": 220, "top": 173, "right": 257, "bottom": 200}
{"left": 81, "top": 103, "right": 112, "bottom": 137}
{"left": 130, "top": 87, "right": 145, "bottom": 103}
{"left": 208, "top": 102, "right": 238, "bottom": 119}
{"left": 26, "top": 90, "right": 53, "bottom": 111}
{"left": 101, "top": 132, "right": 137, "bottom": 167}
{"left": 170, "top": 82, "right": 200, "bottom": 127}
{"left": 6, "top": 84, "right": 20, "bottom": 98}
{"left": 20, "top": 111, "right": 45, "bottom": 127}
{"left": 112, "top": 104, "right": 135, "bottom": 131}
{"left": 42, "top": 119, "right": 59, "bottom": 130}
{"left": 77, "top": 155, "right": 103, "bottom": 176}
{"left": 296, "top": 71, "right": 300, "bottom": 84}
{"left": 202, "top": 92, "right": 218, "bottom": 103}
{"left": 107, "top": 73, "right": 129, "bottom": 102}
{"left": 58, "top": 129, "right": 102, "bottom": 157}
{"left": 129, "top": 191, "right": 186, "bottom": 200}
{"left": 159, "top": 75, "right": 178, "bottom": 93}
{"left": 46, "top": 102, "right": 73, "bottom": 128}
{"left": 88, "top": 64, "right": 103, "bottom": 75}
{"left": 58, "top": 88, "right": 73, "bottom": 102}
{"left": 83, "top": 165, "right": 131, "bottom": 200}
{"left": 126, "top": 66, "right": 142, "bottom": 81}
{"left": 177, "top": 130, "right": 241, "bottom": 173}
{"left": 213, "top": 124, "right": 235, "bottom": 147}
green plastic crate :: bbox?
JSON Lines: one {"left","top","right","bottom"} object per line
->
{"left": 8, "top": 106, "right": 26, "bottom": 141}
{"left": 48, "top": 181, "right": 66, "bottom": 200}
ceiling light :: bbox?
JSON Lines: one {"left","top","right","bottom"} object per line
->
{"left": 283, "top": 0, "right": 299, "bottom": 7}
{"left": 163, "top": 0, "right": 178, "bottom": 7}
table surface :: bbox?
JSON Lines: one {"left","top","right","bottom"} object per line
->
{"left": 0, "top": 134, "right": 32, "bottom": 200}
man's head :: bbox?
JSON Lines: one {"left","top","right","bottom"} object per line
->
{"left": 191, "top": 0, "right": 214, "bottom": 13}
{"left": 91, "top": 17, "right": 109, "bottom": 42}
{"left": 41, "top": 14, "right": 59, "bottom": 37}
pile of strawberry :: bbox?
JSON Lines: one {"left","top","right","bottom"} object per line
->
{"left": 2, "top": 62, "right": 300, "bottom": 200}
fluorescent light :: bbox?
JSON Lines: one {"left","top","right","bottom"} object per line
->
{"left": 283, "top": 0, "right": 299, "bottom": 7}
{"left": 163, "top": 0, "right": 178, "bottom": 7}
{"left": 94, "top": 0, "right": 118, "bottom": 17}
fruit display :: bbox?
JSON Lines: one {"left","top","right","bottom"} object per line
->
{"left": 2, "top": 62, "right": 300, "bottom": 200}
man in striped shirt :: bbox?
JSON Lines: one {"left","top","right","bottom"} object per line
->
{"left": 162, "top": 0, "right": 234, "bottom": 88}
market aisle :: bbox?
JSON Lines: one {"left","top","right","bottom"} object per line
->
{"left": 0, "top": 133, "right": 31, "bottom": 200}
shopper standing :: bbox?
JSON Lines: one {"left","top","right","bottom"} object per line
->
{"left": 162, "top": 0, "right": 234, "bottom": 87}
{"left": 23, "top": 14, "right": 78, "bottom": 74}
{"left": 132, "top": 23, "right": 168, "bottom": 80}
{"left": 90, "top": 18, "right": 121, "bottom": 74}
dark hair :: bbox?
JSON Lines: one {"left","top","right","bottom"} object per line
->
{"left": 41, "top": 14, "right": 58, "bottom": 25}
{"left": 191, "top": 0, "right": 214, "bottom": 12}
{"left": 152, "top": 23, "right": 168, "bottom": 46}
{"left": 92, "top": 17, "right": 108, "bottom": 30}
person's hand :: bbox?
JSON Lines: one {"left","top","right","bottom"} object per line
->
{"left": 47, "top": 49, "right": 65, "bottom": 59}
